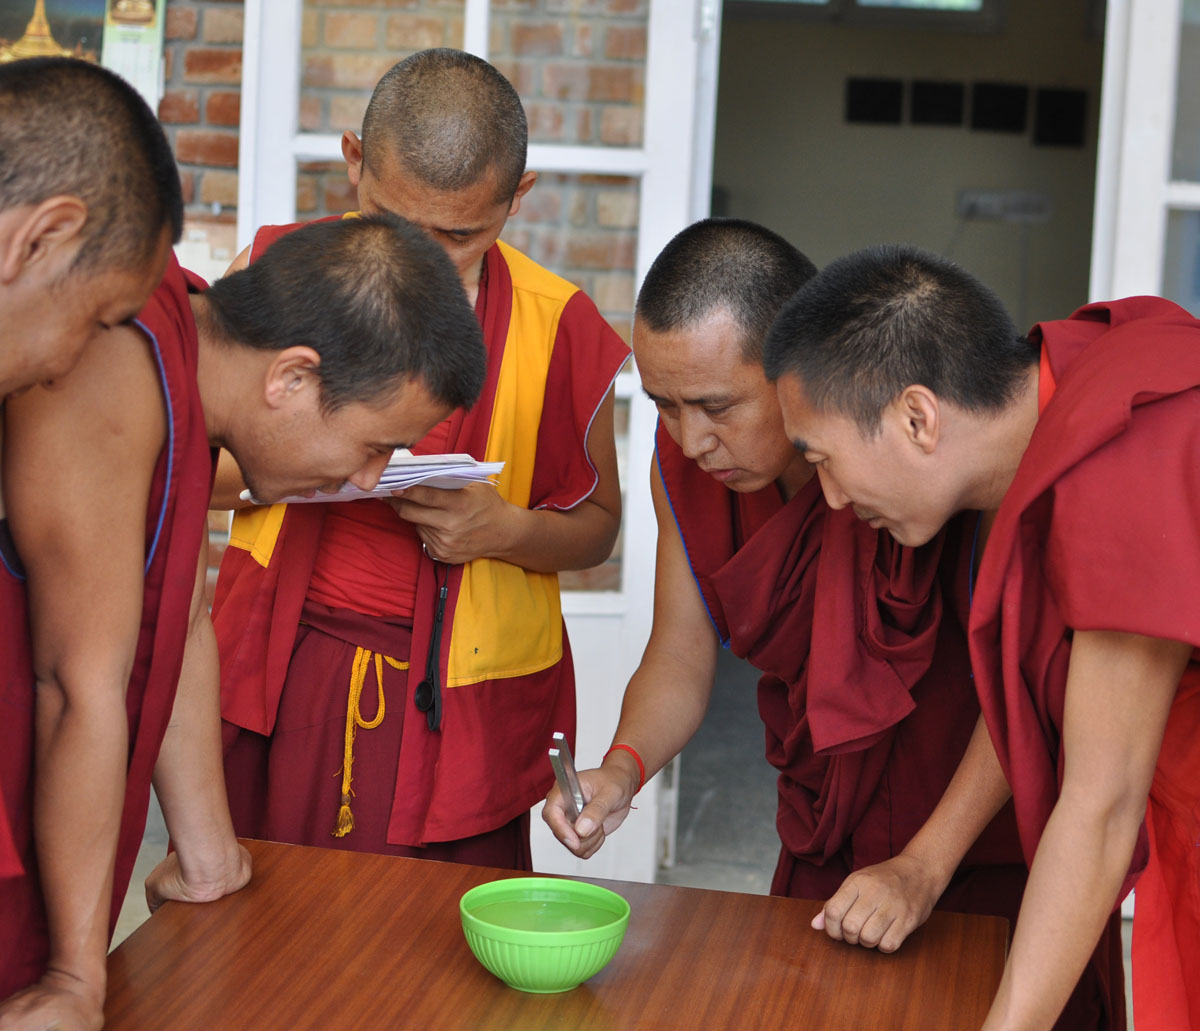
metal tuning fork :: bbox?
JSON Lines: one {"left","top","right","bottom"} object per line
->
{"left": 549, "top": 731, "right": 586, "bottom": 823}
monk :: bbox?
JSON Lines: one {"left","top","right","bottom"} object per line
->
{"left": 543, "top": 220, "right": 1026, "bottom": 933}
{"left": 0, "top": 57, "right": 178, "bottom": 397}
{"left": 766, "top": 243, "right": 1199, "bottom": 1030}
{"left": 214, "top": 49, "right": 628, "bottom": 868}
{"left": 0, "top": 213, "right": 483, "bottom": 1030}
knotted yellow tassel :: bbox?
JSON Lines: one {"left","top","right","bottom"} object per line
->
{"left": 333, "top": 647, "right": 408, "bottom": 838}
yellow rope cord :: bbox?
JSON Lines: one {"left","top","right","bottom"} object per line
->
{"left": 333, "top": 648, "right": 409, "bottom": 838}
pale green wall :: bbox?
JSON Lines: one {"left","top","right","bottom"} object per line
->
{"left": 713, "top": 0, "right": 1104, "bottom": 327}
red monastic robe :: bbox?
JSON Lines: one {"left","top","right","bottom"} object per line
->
{"left": 215, "top": 232, "right": 629, "bottom": 847}
{"left": 656, "top": 424, "right": 1025, "bottom": 902}
{"left": 0, "top": 256, "right": 213, "bottom": 996}
{"left": 971, "top": 296, "right": 1200, "bottom": 1031}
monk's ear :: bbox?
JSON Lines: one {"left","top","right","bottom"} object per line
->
{"left": 342, "top": 131, "right": 365, "bottom": 188}
{"left": 897, "top": 384, "right": 941, "bottom": 453}
{"left": 0, "top": 196, "right": 87, "bottom": 285}
{"left": 263, "top": 346, "right": 323, "bottom": 411}
{"left": 508, "top": 171, "right": 538, "bottom": 217}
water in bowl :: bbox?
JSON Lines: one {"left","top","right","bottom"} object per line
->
{"left": 472, "top": 899, "right": 617, "bottom": 933}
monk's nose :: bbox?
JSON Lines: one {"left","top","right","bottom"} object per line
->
{"left": 816, "top": 467, "right": 850, "bottom": 510}
{"left": 348, "top": 452, "right": 391, "bottom": 492}
{"left": 678, "top": 413, "right": 715, "bottom": 460}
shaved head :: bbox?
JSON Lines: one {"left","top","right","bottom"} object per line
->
{"left": 0, "top": 57, "right": 182, "bottom": 270}
{"left": 203, "top": 213, "right": 485, "bottom": 413}
{"left": 636, "top": 218, "right": 818, "bottom": 361}
{"left": 360, "top": 49, "right": 527, "bottom": 203}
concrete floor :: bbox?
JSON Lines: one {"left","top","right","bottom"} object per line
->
{"left": 112, "top": 647, "right": 1135, "bottom": 1026}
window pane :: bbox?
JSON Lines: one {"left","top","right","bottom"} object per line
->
{"left": 1171, "top": 2, "right": 1200, "bottom": 181}
{"left": 489, "top": 0, "right": 647, "bottom": 147}
{"left": 1163, "top": 210, "right": 1200, "bottom": 316}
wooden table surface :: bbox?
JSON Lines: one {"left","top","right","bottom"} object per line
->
{"left": 105, "top": 839, "right": 1007, "bottom": 1030}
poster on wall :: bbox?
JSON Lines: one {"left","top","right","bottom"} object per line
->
{"left": 0, "top": 0, "right": 165, "bottom": 108}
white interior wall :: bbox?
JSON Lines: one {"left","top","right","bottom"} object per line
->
{"left": 714, "top": 0, "right": 1105, "bottom": 325}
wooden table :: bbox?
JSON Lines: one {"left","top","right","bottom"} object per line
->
{"left": 105, "top": 839, "right": 1007, "bottom": 1030}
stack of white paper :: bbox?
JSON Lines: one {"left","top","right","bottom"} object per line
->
{"left": 243, "top": 451, "right": 505, "bottom": 505}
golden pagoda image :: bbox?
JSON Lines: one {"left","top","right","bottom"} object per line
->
{"left": 109, "top": 0, "right": 155, "bottom": 26}
{"left": 0, "top": 0, "right": 74, "bottom": 63}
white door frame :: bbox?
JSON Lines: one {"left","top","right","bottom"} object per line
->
{"left": 1090, "top": 0, "right": 1200, "bottom": 299}
{"left": 237, "top": 0, "right": 722, "bottom": 883}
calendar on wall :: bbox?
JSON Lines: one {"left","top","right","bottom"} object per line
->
{"left": 0, "top": 0, "right": 165, "bottom": 108}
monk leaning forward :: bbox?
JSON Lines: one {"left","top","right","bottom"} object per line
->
{"left": 214, "top": 49, "right": 629, "bottom": 867}
{"left": 768, "top": 243, "right": 1200, "bottom": 1031}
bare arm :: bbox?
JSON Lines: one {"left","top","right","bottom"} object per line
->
{"left": 389, "top": 388, "right": 622, "bottom": 572}
{"left": 543, "top": 457, "right": 718, "bottom": 857}
{"left": 0, "top": 325, "right": 164, "bottom": 1029}
{"left": 144, "top": 541, "right": 250, "bottom": 912}
{"left": 815, "top": 713, "right": 1012, "bottom": 951}
{"left": 982, "top": 630, "right": 1190, "bottom": 1031}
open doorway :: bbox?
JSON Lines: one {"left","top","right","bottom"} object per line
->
{"left": 659, "top": 0, "right": 1107, "bottom": 887}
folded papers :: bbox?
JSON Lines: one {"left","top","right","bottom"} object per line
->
{"left": 240, "top": 451, "right": 504, "bottom": 505}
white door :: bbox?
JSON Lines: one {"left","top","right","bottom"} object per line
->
{"left": 237, "top": 0, "right": 722, "bottom": 882}
{"left": 1091, "top": 0, "right": 1200, "bottom": 309}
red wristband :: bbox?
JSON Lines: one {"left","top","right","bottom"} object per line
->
{"left": 604, "top": 743, "right": 646, "bottom": 794}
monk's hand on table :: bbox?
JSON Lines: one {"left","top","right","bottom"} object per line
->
{"left": 0, "top": 967, "right": 104, "bottom": 1031}
{"left": 812, "top": 854, "right": 940, "bottom": 953}
{"left": 144, "top": 841, "right": 252, "bottom": 913}
{"left": 542, "top": 768, "right": 634, "bottom": 859}
{"left": 388, "top": 482, "right": 515, "bottom": 566}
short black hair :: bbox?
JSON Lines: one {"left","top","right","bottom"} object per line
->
{"left": 636, "top": 218, "right": 818, "bottom": 361}
{"left": 0, "top": 57, "right": 183, "bottom": 269}
{"left": 763, "top": 244, "right": 1039, "bottom": 433}
{"left": 203, "top": 213, "right": 486, "bottom": 412}
{"left": 361, "top": 49, "right": 527, "bottom": 204}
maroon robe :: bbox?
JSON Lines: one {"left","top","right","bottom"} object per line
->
{"left": 971, "top": 296, "right": 1200, "bottom": 1031}
{"left": 656, "top": 423, "right": 1025, "bottom": 903}
{"left": 0, "top": 255, "right": 213, "bottom": 996}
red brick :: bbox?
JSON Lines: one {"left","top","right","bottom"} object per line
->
{"left": 175, "top": 129, "right": 239, "bottom": 167}
{"left": 566, "top": 233, "right": 635, "bottom": 270}
{"left": 324, "top": 177, "right": 358, "bottom": 213}
{"left": 203, "top": 7, "right": 244, "bottom": 44}
{"left": 514, "top": 185, "right": 562, "bottom": 223}
{"left": 596, "top": 189, "right": 638, "bottom": 228}
{"left": 325, "top": 12, "right": 379, "bottom": 49}
{"left": 510, "top": 23, "right": 563, "bottom": 57}
{"left": 303, "top": 53, "right": 394, "bottom": 90}
{"left": 576, "top": 107, "right": 593, "bottom": 141}
{"left": 158, "top": 89, "right": 199, "bottom": 124}
{"left": 205, "top": 91, "right": 241, "bottom": 127}
{"left": 299, "top": 95, "right": 323, "bottom": 132}
{"left": 296, "top": 174, "right": 319, "bottom": 213}
{"left": 526, "top": 102, "right": 564, "bottom": 141}
{"left": 178, "top": 169, "right": 195, "bottom": 205}
{"left": 200, "top": 170, "right": 239, "bottom": 207}
{"left": 571, "top": 24, "right": 594, "bottom": 58}
{"left": 600, "top": 105, "right": 642, "bottom": 146}
{"left": 542, "top": 63, "right": 587, "bottom": 101}
{"left": 164, "top": 47, "right": 175, "bottom": 80}
{"left": 605, "top": 25, "right": 646, "bottom": 60}
{"left": 330, "top": 94, "right": 369, "bottom": 130}
{"left": 183, "top": 48, "right": 242, "bottom": 84}
{"left": 384, "top": 14, "right": 449, "bottom": 50}
{"left": 165, "top": 7, "right": 197, "bottom": 40}
{"left": 587, "top": 66, "right": 640, "bottom": 102}
{"left": 301, "top": 10, "right": 319, "bottom": 48}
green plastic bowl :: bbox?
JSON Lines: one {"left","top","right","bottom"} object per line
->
{"left": 460, "top": 877, "right": 630, "bottom": 993}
